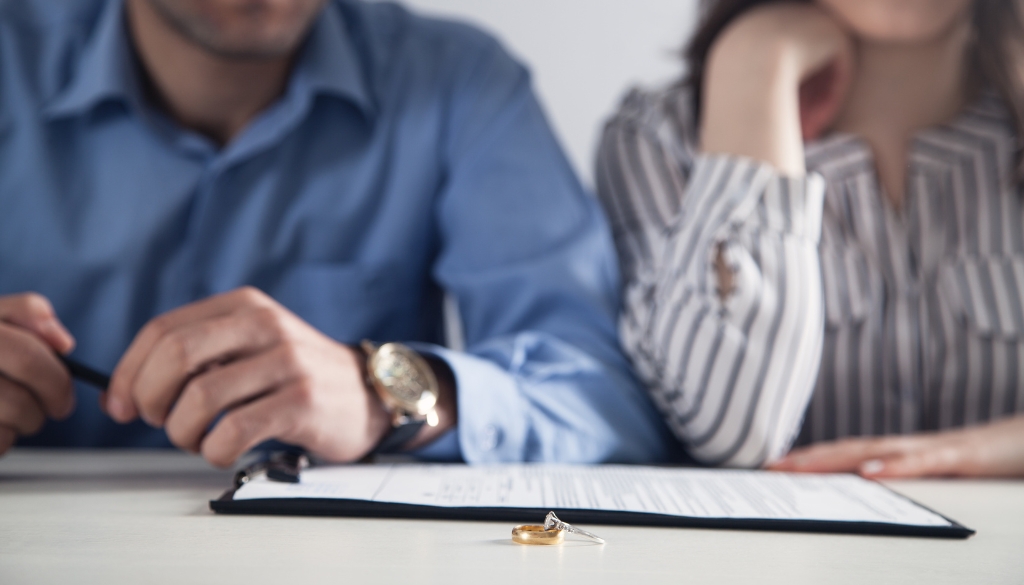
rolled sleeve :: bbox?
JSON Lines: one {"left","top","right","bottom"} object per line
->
{"left": 612, "top": 152, "right": 827, "bottom": 467}
{"left": 410, "top": 343, "right": 526, "bottom": 462}
{"left": 403, "top": 33, "right": 676, "bottom": 465}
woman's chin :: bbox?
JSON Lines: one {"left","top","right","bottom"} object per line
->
{"left": 816, "top": 0, "right": 973, "bottom": 44}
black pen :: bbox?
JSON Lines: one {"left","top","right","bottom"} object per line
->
{"left": 58, "top": 355, "right": 111, "bottom": 391}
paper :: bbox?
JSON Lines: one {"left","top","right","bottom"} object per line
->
{"left": 233, "top": 464, "right": 951, "bottom": 527}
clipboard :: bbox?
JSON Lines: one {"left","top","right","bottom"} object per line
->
{"left": 210, "top": 458, "right": 975, "bottom": 539}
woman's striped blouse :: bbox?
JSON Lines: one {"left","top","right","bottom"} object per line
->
{"left": 596, "top": 85, "right": 1024, "bottom": 467}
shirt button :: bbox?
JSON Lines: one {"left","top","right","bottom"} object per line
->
{"left": 479, "top": 425, "right": 502, "bottom": 451}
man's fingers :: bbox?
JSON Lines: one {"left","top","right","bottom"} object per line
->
{"left": 165, "top": 346, "right": 300, "bottom": 452}
{"left": 0, "top": 324, "right": 74, "bottom": 418}
{"left": 0, "top": 377, "right": 47, "bottom": 436}
{"left": 129, "top": 305, "right": 292, "bottom": 426}
{"left": 200, "top": 388, "right": 301, "bottom": 468}
{"left": 0, "top": 293, "right": 75, "bottom": 354}
{"left": 108, "top": 287, "right": 275, "bottom": 421}
{"left": 0, "top": 425, "right": 16, "bottom": 456}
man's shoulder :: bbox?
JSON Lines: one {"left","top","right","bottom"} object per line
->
{"left": 339, "top": 0, "right": 501, "bottom": 50}
{"left": 336, "top": 0, "right": 516, "bottom": 76}
{"left": 0, "top": 0, "right": 107, "bottom": 115}
{"left": 0, "top": 0, "right": 105, "bottom": 31}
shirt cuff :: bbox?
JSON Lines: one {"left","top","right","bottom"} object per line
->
{"left": 408, "top": 427, "right": 462, "bottom": 462}
{"left": 685, "top": 153, "right": 826, "bottom": 241}
{"left": 407, "top": 343, "right": 527, "bottom": 463}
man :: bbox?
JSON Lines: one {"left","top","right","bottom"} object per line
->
{"left": 0, "top": 0, "right": 675, "bottom": 466}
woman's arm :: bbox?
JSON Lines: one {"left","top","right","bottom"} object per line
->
{"left": 701, "top": 3, "right": 853, "bottom": 173}
{"left": 598, "top": 4, "right": 852, "bottom": 467}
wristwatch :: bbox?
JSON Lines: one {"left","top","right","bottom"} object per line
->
{"left": 361, "top": 340, "right": 440, "bottom": 454}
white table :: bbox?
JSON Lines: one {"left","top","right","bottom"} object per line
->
{"left": 1, "top": 450, "right": 1022, "bottom": 585}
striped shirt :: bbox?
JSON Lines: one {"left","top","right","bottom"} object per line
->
{"left": 596, "top": 84, "right": 1024, "bottom": 467}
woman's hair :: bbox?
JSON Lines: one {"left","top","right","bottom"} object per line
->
{"left": 683, "top": 0, "right": 1024, "bottom": 181}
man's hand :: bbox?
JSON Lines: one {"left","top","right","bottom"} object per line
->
{"left": 105, "top": 287, "right": 396, "bottom": 468}
{"left": 0, "top": 293, "right": 77, "bottom": 454}
{"left": 701, "top": 2, "right": 855, "bottom": 175}
{"left": 769, "top": 415, "right": 1024, "bottom": 478}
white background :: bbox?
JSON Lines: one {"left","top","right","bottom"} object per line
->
{"left": 392, "top": 0, "right": 701, "bottom": 186}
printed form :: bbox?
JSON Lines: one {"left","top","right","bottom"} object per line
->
{"left": 233, "top": 464, "right": 951, "bottom": 527}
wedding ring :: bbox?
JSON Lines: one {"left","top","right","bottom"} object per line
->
{"left": 544, "top": 512, "right": 605, "bottom": 544}
{"left": 511, "top": 524, "right": 564, "bottom": 545}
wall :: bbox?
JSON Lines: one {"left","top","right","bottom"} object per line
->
{"left": 390, "top": 0, "right": 700, "bottom": 186}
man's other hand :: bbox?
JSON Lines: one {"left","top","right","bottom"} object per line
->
{"left": 0, "top": 293, "right": 77, "bottom": 454}
{"left": 106, "top": 287, "right": 391, "bottom": 468}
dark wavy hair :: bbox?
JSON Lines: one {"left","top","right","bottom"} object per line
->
{"left": 683, "top": 0, "right": 1024, "bottom": 181}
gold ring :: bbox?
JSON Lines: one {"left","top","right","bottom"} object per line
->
{"left": 512, "top": 524, "right": 564, "bottom": 545}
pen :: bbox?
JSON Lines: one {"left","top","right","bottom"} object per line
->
{"left": 234, "top": 451, "right": 308, "bottom": 488}
{"left": 58, "top": 355, "right": 111, "bottom": 391}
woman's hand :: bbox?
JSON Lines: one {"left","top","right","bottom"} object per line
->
{"left": 700, "top": 2, "right": 855, "bottom": 175}
{"left": 769, "top": 415, "right": 1024, "bottom": 478}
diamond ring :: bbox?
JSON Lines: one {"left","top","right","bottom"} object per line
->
{"left": 544, "top": 512, "right": 605, "bottom": 544}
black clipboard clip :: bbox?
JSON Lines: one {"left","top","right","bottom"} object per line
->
{"left": 234, "top": 451, "right": 309, "bottom": 489}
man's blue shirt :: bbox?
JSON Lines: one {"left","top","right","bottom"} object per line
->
{"left": 0, "top": 0, "right": 675, "bottom": 462}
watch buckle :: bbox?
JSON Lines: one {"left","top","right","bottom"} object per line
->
{"left": 392, "top": 410, "right": 439, "bottom": 428}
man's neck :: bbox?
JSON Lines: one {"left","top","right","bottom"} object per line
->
{"left": 126, "top": 0, "right": 295, "bottom": 146}
{"left": 833, "top": 22, "right": 975, "bottom": 206}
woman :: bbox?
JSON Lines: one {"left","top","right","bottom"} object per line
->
{"left": 597, "top": 0, "right": 1024, "bottom": 477}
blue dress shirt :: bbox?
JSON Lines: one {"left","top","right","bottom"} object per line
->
{"left": 0, "top": 0, "right": 675, "bottom": 462}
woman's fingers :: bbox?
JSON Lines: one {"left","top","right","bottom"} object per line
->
{"left": 771, "top": 436, "right": 918, "bottom": 472}
{"left": 798, "top": 53, "right": 852, "bottom": 140}
{"left": 860, "top": 442, "right": 967, "bottom": 478}
{"left": 770, "top": 439, "right": 877, "bottom": 472}
{"left": 777, "top": 433, "right": 969, "bottom": 478}
{"left": 773, "top": 418, "right": 1024, "bottom": 479}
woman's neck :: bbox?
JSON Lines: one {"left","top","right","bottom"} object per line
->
{"left": 833, "top": 22, "right": 975, "bottom": 207}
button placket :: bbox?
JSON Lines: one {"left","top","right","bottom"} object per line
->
{"left": 478, "top": 424, "right": 502, "bottom": 451}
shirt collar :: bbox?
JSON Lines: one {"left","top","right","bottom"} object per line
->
{"left": 44, "top": 0, "right": 376, "bottom": 121}
{"left": 806, "top": 89, "right": 1015, "bottom": 181}
{"left": 44, "top": 0, "right": 138, "bottom": 119}
{"left": 293, "top": 2, "right": 375, "bottom": 119}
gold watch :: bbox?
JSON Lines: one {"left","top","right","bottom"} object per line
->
{"left": 361, "top": 340, "right": 440, "bottom": 453}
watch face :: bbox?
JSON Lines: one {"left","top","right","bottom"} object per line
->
{"left": 370, "top": 344, "right": 438, "bottom": 413}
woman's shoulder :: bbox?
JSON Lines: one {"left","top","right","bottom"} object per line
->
{"left": 598, "top": 81, "right": 699, "bottom": 165}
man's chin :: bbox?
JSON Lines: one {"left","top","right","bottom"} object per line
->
{"left": 143, "top": 0, "right": 323, "bottom": 61}
{"left": 187, "top": 36, "right": 303, "bottom": 61}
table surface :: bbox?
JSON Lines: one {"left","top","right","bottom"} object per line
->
{"left": 1, "top": 450, "right": 1022, "bottom": 585}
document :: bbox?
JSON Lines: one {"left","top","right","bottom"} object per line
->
{"left": 232, "top": 464, "right": 952, "bottom": 528}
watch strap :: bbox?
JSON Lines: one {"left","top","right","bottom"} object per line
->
{"left": 374, "top": 419, "right": 426, "bottom": 454}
